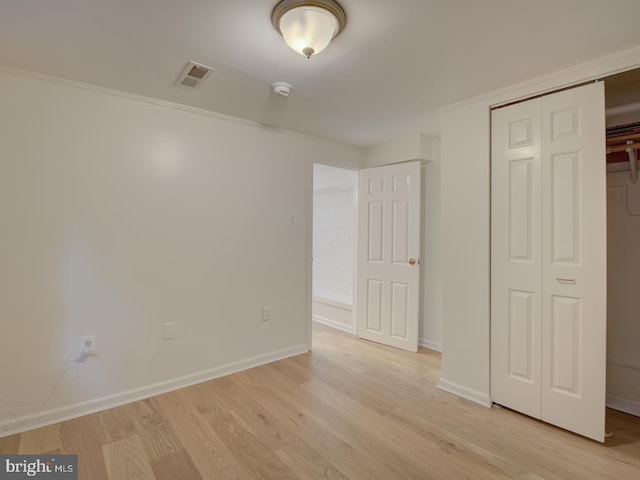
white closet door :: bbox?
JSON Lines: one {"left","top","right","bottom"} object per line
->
{"left": 491, "top": 82, "right": 607, "bottom": 442}
{"left": 540, "top": 82, "right": 607, "bottom": 442}
{"left": 491, "top": 98, "right": 543, "bottom": 419}
{"left": 357, "top": 161, "right": 421, "bottom": 352}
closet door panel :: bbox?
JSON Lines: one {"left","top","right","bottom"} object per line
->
{"left": 550, "top": 294, "right": 581, "bottom": 395}
{"left": 551, "top": 152, "right": 581, "bottom": 264}
{"left": 541, "top": 82, "right": 607, "bottom": 442}
{"left": 491, "top": 99, "right": 543, "bottom": 419}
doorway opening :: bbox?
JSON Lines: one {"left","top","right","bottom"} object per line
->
{"left": 312, "top": 164, "right": 358, "bottom": 335}
{"left": 604, "top": 68, "right": 640, "bottom": 419}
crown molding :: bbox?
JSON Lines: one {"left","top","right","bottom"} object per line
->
{"left": 440, "top": 44, "right": 640, "bottom": 114}
{"left": 0, "top": 64, "right": 364, "bottom": 154}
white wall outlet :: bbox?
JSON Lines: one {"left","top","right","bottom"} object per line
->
{"left": 80, "top": 335, "right": 96, "bottom": 356}
{"left": 288, "top": 213, "right": 297, "bottom": 226}
{"left": 262, "top": 305, "right": 271, "bottom": 322}
{"left": 162, "top": 322, "right": 175, "bottom": 340}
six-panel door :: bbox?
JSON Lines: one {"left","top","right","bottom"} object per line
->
{"left": 491, "top": 99, "right": 543, "bottom": 419}
{"left": 357, "top": 161, "right": 421, "bottom": 352}
{"left": 540, "top": 84, "right": 607, "bottom": 442}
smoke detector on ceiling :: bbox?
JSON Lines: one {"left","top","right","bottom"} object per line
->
{"left": 176, "top": 61, "right": 214, "bottom": 88}
{"left": 272, "top": 81, "right": 292, "bottom": 96}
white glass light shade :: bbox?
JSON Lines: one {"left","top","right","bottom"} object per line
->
{"left": 279, "top": 6, "right": 339, "bottom": 58}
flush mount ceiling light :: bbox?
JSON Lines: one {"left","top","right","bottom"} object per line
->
{"left": 271, "top": 0, "right": 346, "bottom": 59}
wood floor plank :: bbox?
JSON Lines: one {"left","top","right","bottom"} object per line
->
{"left": 184, "top": 373, "right": 303, "bottom": 480}
{"left": 276, "top": 445, "right": 349, "bottom": 480}
{"left": 301, "top": 377, "right": 515, "bottom": 480}
{"left": 103, "top": 435, "right": 156, "bottom": 480}
{"left": 60, "top": 413, "right": 109, "bottom": 480}
{"left": 153, "top": 390, "right": 252, "bottom": 480}
{"left": 1, "top": 324, "right": 639, "bottom": 480}
{"left": 0, "top": 433, "right": 20, "bottom": 454}
{"left": 407, "top": 396, "right": 639, "bottom": 480}
{"left": 216, "top": 375, "right": 362, "bottom": 480}
{"left": 191, "top": 377, "right": 290, "bottom": 451}
{"left": 234, "top": 368, "right": 391, "bottom": 480}
{"left": 99, "top": 404, "right": 138, "bottom": 444}
{"left": 182, "top": 381, "right": 228, "bottom": 420}
{"left": 126, "top": 398, "right": 183, "bottom": 461}
{"left": 606, "top": 409, "right": 640, "bottom": 451}
{"left": 206, "top": 409, "right": 299, "bottom": 480}
{"left": 18, "top": 423, "right": 61, "bottom": 454}
{"left": 386, "top": 406, "right": 543, "bottom": 479}
{"left": 150, "top": 448, "right": 204, "bottom": 480}
{"left": 241, "top": 364, "right": 427, "bottom": 480}
{"left": 285, "top": 351, "right": 406, "bottom": 417}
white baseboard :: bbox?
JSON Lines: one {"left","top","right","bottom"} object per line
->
{"left": 312, "top": 296, "right": 351, "bottom": 311}
{"left": 419, "top": 338, "right": 442, "bottom": 352}
{"left": 437, "top": 378, "right": 492, "bottom": 408}
{"left": 0, "top": 344, "right": 309, "bottom": 438}
{"left": 607, "top": 394, "right": 640, "bottom": 418}
{"left": 312, "top": 315, "right": 354, "bottom": 334}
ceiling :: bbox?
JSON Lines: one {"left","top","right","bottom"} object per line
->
{"left": 2, "top": 0, "right": 640, "bottom": 148}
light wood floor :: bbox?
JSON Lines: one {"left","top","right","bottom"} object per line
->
{"left": 1, "top": 323, "right": 639, "bottom": 479}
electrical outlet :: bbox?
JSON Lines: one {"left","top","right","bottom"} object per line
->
{"left": 262, "top": 306, "right": 271, "bottom": 322}
{"left": 80, "top": 335, "right": 96, "bottom": 356}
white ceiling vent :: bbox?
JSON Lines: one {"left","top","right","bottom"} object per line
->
{"left": 176, "top": 61, "right": 214, "bottom": 88}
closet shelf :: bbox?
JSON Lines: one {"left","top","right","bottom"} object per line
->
{"left": 606, "top": 133, "right": 640, "bottom": 145}
{"left": 607, "top": 142, "right": 640, "bottom": 154}
{"left": 606, "top": 122, "right": 640, "bottom": 163}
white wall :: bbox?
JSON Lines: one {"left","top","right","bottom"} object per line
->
{"left": 0, "top": 68, "right": 363, "bottom": 436}
{"left": 364, "top": 134, "right": 443, "bottom": 351}
{"left": 419, "top": 136, "right": 443, "bottom": 351}
{"left": 607, "top": 172, "right": 640, "bottom": 416}
{"left": 438, "top": 46, "right": 640, "bottom": 406}
{"left": 365, "top": 134, "right": 426, "bottom": 168}
{"left": 439, "top": 103, "right": 491, "bottom": 403}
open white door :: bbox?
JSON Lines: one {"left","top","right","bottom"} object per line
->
{"left": 491, "top": 82, "right": 607, "bottom": 442}
{"left": 357, "top": 161, "right": 421, "bottom": 352}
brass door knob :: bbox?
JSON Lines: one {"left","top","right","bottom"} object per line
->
{"left": 409, "top": 258, "right": 416, "bottom": 265}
